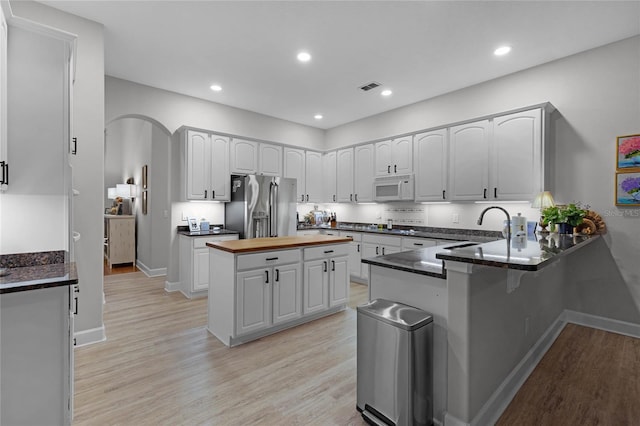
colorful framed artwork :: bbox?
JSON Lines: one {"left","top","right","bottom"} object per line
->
{"left": 615, "top": 172, "right": 640, "bottom": 206}
{"left": 616, "top": 134, "right": 640, "bottom": 171}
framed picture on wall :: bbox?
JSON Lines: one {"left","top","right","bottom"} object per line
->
{"left": 615, "top": 171, "right": 640, "bottom": 206}
{"left": 142, "top": 165, "right": 148, "bottom": 189}
{"left": 616, "top": 134, "right": 640, "bottom": 171}
{"left": 142, "top": 190, "right": 148, "bottom": 215}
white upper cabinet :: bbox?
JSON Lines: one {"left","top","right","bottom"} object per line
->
{"left": 323, "top": 151, "right": 337, "bottom": 203}
{"left": 354, "top": 144, "right": 375, "bottom": 203}
{"left": 184, "top": 130, "right": 230, "bottom": 201}
{"left": 0, "top": 9, "right": 6, "bottom": 191}
{"left": 374, "top": 137, "right": 413, "bottom": 176}
{"left": 414, "top": 129, "right": 448, "bottom": 202}
{"left": 230, "top": 139, "right": 258, "bottom": 175}
{"left": 305, "top": 151, "right": 323, "bottom": 203}
{"left": 336, "top": 148, "right": 354, "bottom": 203}
{"left": 258, "top": 142, "right": 282, "bottom": 176}
{"left": 284, "top": 147, "right": 306, "bottom": 203}
{"left": 491, "top": 108, "right": 542, "bottom": 201}
{"left": 449, "top": 120, "right": 490, "bottom": 201}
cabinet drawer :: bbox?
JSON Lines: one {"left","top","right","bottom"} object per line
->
{"left": 339, "top": 231, "right": 362, "bottom": 242}
{"left": 362, "top": 233, "right": 402, "bottom": 247}
{"left": 193, "top": 234, "right": 238, "bottom": 248}
{"left": 237, "top": 249, "right": 301, "bottom": 271}
{"left": 401, "top": 237, "right": 436, "bottom": 251}
{"left": 304, "top": 244, "right": 349, "bottom": 261}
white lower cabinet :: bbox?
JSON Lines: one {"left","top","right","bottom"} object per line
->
{"left": 179, "top": 234, "right": 238, "bottom": 298}
{"left": 303, "top": 244, "right": 349, "bottom": 314}
{"left": 361, "top": 234, "right": 402, "bottom": 280}
{"left": 340, "top": 231, "right": 364, "bottom": 281}
{"left": 401, "top": 237, "right": 437, "bottom": 251}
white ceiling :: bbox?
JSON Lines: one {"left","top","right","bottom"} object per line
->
{"left": 38, "top": 1, "right": 640, "bottom": 130}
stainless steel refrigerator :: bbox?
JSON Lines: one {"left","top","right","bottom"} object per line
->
{"left": 225, "top": 174, "right": 297, "bottom": 239}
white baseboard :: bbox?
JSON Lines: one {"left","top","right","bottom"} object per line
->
{"left": 444, "top": 412, "right": 469, "bottom": 426}
{"left": 563, "top": 310, "right": 640, "bottom": 338}
{"left": 74, "top": 325, "right": 106, "bottom": 347}
{"left": 136, "top": 260, "right": 167, "bottom": 278}
{"left": 165, "top": 280, "right": 181, "bottom": 292}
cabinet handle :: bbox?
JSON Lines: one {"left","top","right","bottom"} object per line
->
{"left": 494, "top": 187, "right": 497, "bottom": 198}
{"left": 350, "top": 194, "right": 353, "bottom": 202}
{"left": 483, "top": 188, "right": 487, "bottom": 199}
{"left": 376, "top": 246, "right": 379, "bottom": 255}
{"left": 212, "top": 190, "right": 215, "bottom": 199}
{"left": 204, "top": 190, "right": 207, "bottom": 198}
{"left": 333, "top": 194, "right": 336, "bottom": 202}
{"left": 300, "top": 194, "right": 304, "bottom": 202}
{"left": 306, "top": 194, "right": 309, "bottom": 202}
{"left": 394, "top": 165, "right": 397, "bottom": 173}
{"left": 331, "top": 260, "right": 335, "bottom": 271}
{"left": 71, "top": 137, "right": 77, "bottom": 155}
{"left": 414, "top": 243, "right": 423, "bottom": 246}
{"left": 324, "top": 250, "right": 334, "bottom": 254}
{"left": 265, "top": 270, "right": 269, "bottom": 283}
{"left": 266, "top": 257, "right": 279, "bottom": 261}
{"left": 0, "top": 161, "right": 6, "bottom": 185}
{"left": 323, "top": 261, "right": 328, "bottom": 272}
{"left": 73, "top": 286, "right": 79, "bottom": 315}
{"left": 275, "top": 268, "right": 279, "bottom": 282}
{"left": 355, "top": 194, "right": 358, "bottom": 202}
{"left": 387, "top": 165, "right": 391, "bottom": 174}
{"left": 442, "top": 190, "right": 446, "bottom": 200}
{"left": 382, "top": 247, "right": 385, "bottom": 255}
{"left": 357, "top": 244, "right": 360, "bottom": 253}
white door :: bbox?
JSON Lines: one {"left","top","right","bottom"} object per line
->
{"left": 272, "top": 263, "right": 302, "bottom": 324}
{"left": 449, "top": 120, "right": 490, "bottom": 201}
{"left": 209, "top": 135, "right": 230, "bottom": 201}
{"left": 284, "top": 147, "right": 306, "bottom": 203}
{"left": 230, "top": 139, "right": 258, "bottom": 175}
{"left": 492, "top": 109, "right": 542, "bottom": 201}
{"left": 392, "top": 136, "right": 413, "bottom": 175}
{"left": 236, "top": 269, "right": 271, "bottom": 335}
{"left": 354, "top": 144, "right": 374, "bottom": 202}
{"left": 374, "top": 140, "right": 393, "bottom": 176}
{"left": 259, "top": 143, "right": 282, "bottom": 176}
{"left": 329, "top": 256, "right": 349, "bottom": 307}
{"left": 192, "top": 248, "right": 210, "bottom": 292}
{"left": 185, "top": 130, "right": 208, "bottom": 200}
{"left": 305, "top": 151, "right": 323, "bottom": 203}
{"left": 323, "top": 151, "right": 337, "bottom": 203}
{"left": 303, "top": 259, "right": 328, "bottom": 314}
{"left": 414, "top": 129, "right": 448, "bottom": 202}
{"left": 336, "top": 148, "right": 354, "bottom": 202}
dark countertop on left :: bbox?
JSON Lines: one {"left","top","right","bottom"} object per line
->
{"left": 176, "top": 224, "right": 239, "bottom": 237}
{"left": 0, "top": 262, "right": 78, "bottom": 294}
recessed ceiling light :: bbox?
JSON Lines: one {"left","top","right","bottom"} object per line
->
{"left": 210, "top": 84, "right": 222, "bottom": 92}
{"left": 314, "top": 114, "right": 323, "bottom": 120}
{"left": 381, "top": 89, "right": 393, "bottom": 97}
{"left": 297, "top": 51, "right": 311, "bottom": 62}
{"left": 494, "top": 46, "right": 511, "bottom": 56}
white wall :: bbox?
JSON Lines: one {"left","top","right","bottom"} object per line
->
{"left": 326, "top": 36, "right": 640, "bottom": 315}
{"left": 9, "top": 1, "right": 105, "bottom": 343}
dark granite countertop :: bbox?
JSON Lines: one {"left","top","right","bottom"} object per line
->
{"left": 0, "top": 262, "right": 78, "bottom": 294}
{"left": 177, "top": 225, "right": 239, "bottom": 237}
{"left": 435, "top": 233, "right": 599, "bottom": 271}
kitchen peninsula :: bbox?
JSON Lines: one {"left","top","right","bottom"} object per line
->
{"left": 206, "top": 235, "right": 351, "bottom": 346}
{"left": 365, "top": 233, "right": 601, "bottom": 425}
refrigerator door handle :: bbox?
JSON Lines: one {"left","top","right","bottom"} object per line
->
{"left": 269, "top": 180, "right": 279, "bottom": 237}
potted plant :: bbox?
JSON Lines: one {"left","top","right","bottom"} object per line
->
{"left": 541, "top": 203, "right": 586, "bottom": 234}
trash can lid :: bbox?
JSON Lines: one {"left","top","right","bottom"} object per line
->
{"left": 357, "top": 299, "right": 433, "bottom": 331}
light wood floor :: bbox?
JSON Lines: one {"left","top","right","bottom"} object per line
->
{"left": 77, "top": 273, "right": 640, "bottom": 425}
{"left": 103, "top": 260, "right": 138, "bottom": 276}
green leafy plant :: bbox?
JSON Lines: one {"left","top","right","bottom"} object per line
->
{"left": 542, "top": 203, "right": 586, "bottom": 227}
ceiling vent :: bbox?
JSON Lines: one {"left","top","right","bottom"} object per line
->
{"left": 359, "top": 81, "right": 381, "bottom": 92}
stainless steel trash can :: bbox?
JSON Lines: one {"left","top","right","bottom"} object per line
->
{"left": 357, "top": 299, "right": 433, "bottom": 426}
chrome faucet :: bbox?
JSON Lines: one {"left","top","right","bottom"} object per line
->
{"left": 477, "top": 206, "right": 511, "bottom": 240}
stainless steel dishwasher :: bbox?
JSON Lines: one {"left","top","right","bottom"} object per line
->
{"left": 357, "top": 299, "right": 433, "bottom": 426}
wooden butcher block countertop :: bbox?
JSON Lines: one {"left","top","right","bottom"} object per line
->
{"left": 206, "top": 235, "right": 351, "bottom": 254}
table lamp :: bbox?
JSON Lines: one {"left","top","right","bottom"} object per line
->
{"left": 531, "top": 191, "right": 555, "bottom": 233}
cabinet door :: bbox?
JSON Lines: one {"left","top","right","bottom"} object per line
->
{"left": 361, "top": 242, "right": 379, "bottom": 260}
{"left": 374, "top": 140, "right": 393, "bottom": 176}
{"left": 303, "top": 259, "right": 328, "bottom": 314}
{"left": 329, "top": 256, "right": 349, "bottom": 307}
{"left": 272, "top": 263, "right": 302, "bottom": 324}
{"left": 354, "top": 144, "right": 374, "bottom": 202}
{"left": 343, "top": 238, "right": 362, "bottom": 278}
{"left": 284, "top": 147, "right": 306, "bottom": 203}
{"left": 336, "top": 148, "right": 354, "bottom": 202}
{"left": 230, "top": 139, "right": 258, "bottom": 175}
{"left": 186, "top": 131, "right": 209, "bottom": 200}
{"left": 259, "top": 143, "right": 282, "bottom": 176}
{"left": 392, "top": 136, "right": 413, "bottom": 175}
{"left": 414, "top": 129, "right": 448, "bottom": 201}
{"left": 323, "top": 151, "right": 337, "bottom": 203}
{"left": 209, "top": 135, "right": 230, "bottom": 201}
{"left": 305, "top": 151, "right": 323, "bottom": 203}
{"left": 380, "top": 245, "right": 401, "bottom": 256}
{"left": 192, "top": 247, "right": 210, "bottom": 292}
{"left": 236, "top": 269, "right": 271, "bottom": 335}
{"left": 449, "top": 120, "right": 490, "bottom": 201}
{"left": 492, "top": 109, "right": 542, "bottom": 201}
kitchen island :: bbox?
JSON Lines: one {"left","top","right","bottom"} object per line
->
{"left": 365, "top": 233, "right": 603, "bottom": 426}
{"left": 207, "top": 235, "right": 351, "bottom": 346}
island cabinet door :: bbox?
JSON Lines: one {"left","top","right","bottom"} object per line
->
{"left": 236, "top": 269, "right": 272, "bottom": 335}
{"left": 192, "top": 248, "right": 210, "bottom": 292}
{"left": 329, "top": 256, "right": 349, "bottom": 307}
{"left": 272, "top": 263, "right": 302, "bottom": 324}
{"left": 303, "top": 259, "right": 329, "bottom": 314}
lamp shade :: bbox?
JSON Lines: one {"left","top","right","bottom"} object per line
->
{"left": 531, "top": 191, "right": 555, "bottom": 209}
{"left": 116, "top": 183, "right": 136, "bottom": 199}
{"left": 107, "top": 187, "right": 117, "bottom": 199}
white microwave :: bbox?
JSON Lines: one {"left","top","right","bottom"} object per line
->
{"left": 373, "top": 174, "right": 414, "bottom": 202}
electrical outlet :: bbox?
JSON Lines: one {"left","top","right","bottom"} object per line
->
{"left": 181, "top": 211, "right": 188, "bottom": 221}
{"left": 452, "top": 213, "right": 459, "bottom": 223}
